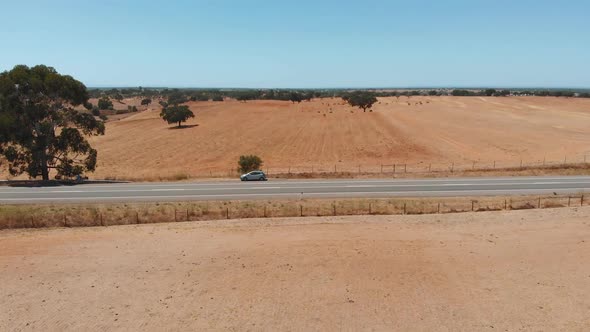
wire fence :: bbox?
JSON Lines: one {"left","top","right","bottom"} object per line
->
{"left": 1, "top": 194, "right": 587, "bottom": 229}
{"left": 202, "top": 154, "right": 590, "bottom": 178}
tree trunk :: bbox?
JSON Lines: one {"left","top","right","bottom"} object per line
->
{"left": 40, "top": 150, "right": 49, "bottom": 181}
{"left": 178, "top": 121, "right": 181, "bottom": 128}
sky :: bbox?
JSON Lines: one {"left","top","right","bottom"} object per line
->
{"left": 1, "top": 0, "right": 589, "bottom": 88}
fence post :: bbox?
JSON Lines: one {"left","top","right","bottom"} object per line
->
{"left": 564, "top": 156, "right": 567, "bottom": 165}
{"left": 100, "top": 213, "right": 103, "bottom": 226}
{"left": 582, "top": 194, "right": 585, "bottom": 206}
{"left": 450, "top": 162, "right": 454, "bottom": 173}
{"left": 504, "top": 199, "right": 507, "bottom": 210}
{"left": 471, "top": 201, "right": 474, "bottom": 211}
{"left": 186, "top": 209, "right": 189, "bottom": 221}
{"left": 174, "top": 209, "right": 177, "bottom": 222}
{"left": 403, "top": 203, "right": 406, "bottom": 215}
{"left": 393, "top": 164, "right": 396, "bottom": 174}
{"left": 264, "top": 205, "right": 267, "bottom": 218}
{"left": 300, "top": 205, "right": 303, "bottom": 217}
{"left": 568, "top": 196, "right": 571, "bottom": 207}
{"left": 538, "top": 197, "right": 541, "bottom": 208}
{"left": 334, "top": 165, "right": 337, "bottom": 173}
{"left": 437, "top": 203, "right": 440, "bottom": 214}
{"left": 404, "top": 164, "right": 407, "bottom": 173}
{"left": 288, "top": 166, "right": 291, "bottom": 174}
{"left": 226, "top": 207, "right": 229, "bottom": 219}
{"left": 333, "top": 203, "right": 336, "bottom": 216}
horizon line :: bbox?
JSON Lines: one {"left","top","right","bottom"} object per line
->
{"left": 86, "top": 85, "right": 590, "bottom": 91}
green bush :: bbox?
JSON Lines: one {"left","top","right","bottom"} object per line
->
{"left": 238, "top": 155, "right": 263, "bottom": 173}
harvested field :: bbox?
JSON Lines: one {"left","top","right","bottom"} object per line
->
{"left": 1, "top": 208, "right": 589, "bottom": 330}
{"left": 87, "top": 96, "right": 590, "bottom": 180}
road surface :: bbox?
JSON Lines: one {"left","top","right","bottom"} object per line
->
{"left": 1, "top": 176, "right": 590, "bottom": 204}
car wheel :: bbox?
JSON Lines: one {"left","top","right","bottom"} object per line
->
{"left": 261, "top": 177, "right": 267, "bottom": 181}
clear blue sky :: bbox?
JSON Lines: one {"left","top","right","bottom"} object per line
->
{"left": 1, "top": 0, "right": 589, "bottom": 88}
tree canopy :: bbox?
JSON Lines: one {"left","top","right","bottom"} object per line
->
{"left": 0, "top": 65, "right": 105, "bottom": 180}
{"left": 342, "top": 92, "right": 378, "bottom": 112}
{"left": 159, "top": 104, "right": 195, "bottom": 127}
{"left": 98, "top": 96, "right": 113, "bottom": 110}
{"left": 289, "top": 92, "right": 303, "bottom": 103}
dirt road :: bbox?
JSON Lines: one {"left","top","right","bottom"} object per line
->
{"left": 1, "top": 208, "right": 589, "bottom": 331}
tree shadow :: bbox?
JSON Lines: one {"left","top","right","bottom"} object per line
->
{"left": 168, "top": 124, "right": 199, "bottom": 130}
{"left": 2, "top": 180, "right": 129, "bottom": 188}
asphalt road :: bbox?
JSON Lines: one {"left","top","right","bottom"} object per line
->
{"left": 1, "top": 176, "right": 590, "bottom": 204}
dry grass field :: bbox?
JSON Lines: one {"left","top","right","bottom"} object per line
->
{"left": 2, "top": 207, "right": 589, "bottom": 331}
{"left": 0, "top": 195, "right": 584, "bottom": 230}
{"left": 87, "top": 96, "right": 590, "bottom": 180}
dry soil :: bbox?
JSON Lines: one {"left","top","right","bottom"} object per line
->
{"left": 1, "top": 208, "right": 589, "bottom": 331}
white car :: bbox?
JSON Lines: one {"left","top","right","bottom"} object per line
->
{"left": 240, "top": 171, "right": 267, "bottom": 181}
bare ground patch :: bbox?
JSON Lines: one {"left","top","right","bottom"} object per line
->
{"left": 1, "top": 208, "right": 589, "bottom": 330}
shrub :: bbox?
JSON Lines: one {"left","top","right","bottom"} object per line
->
{"left": 238, "top": 155, "right": 263, "bottom": 173}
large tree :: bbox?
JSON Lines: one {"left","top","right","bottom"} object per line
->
{"left": 97, "top": 96, "right": 113, "bottom": 110}
{"left": 342, "top": 91, "right": 378, "bottom": 112}
{"left": 160, "top": 104, "right": 195, "bottom": 127}
{"left": 289, "top": 92, "right": 303, "bottom": 103}
{"left": 0, "top": 65, "right": 105, "bottom": 181}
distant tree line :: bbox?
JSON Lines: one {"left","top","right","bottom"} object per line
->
{"left": 86, "top": 87, "right": 590, "bottom": 103}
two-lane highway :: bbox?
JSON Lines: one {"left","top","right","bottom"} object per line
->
{"left": 1, "top": 176, "right": 590, "bottom": 204}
